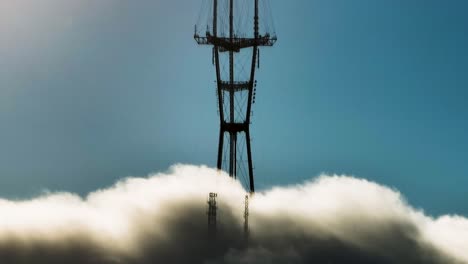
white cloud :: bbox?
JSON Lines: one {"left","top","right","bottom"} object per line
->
{"left": 0, "top": 164, "right": 466, "bottom": 263}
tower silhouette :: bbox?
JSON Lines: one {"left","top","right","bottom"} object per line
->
{"left": 195, "top": 0, "right": 276, "bottom": 193}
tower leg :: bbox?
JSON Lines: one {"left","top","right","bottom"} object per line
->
{"left": 246, "top": 130, "right": 255, "bottom": 193}
{"left": 233, "top": 133, "right": 237, "bottom": 178}
{"left": 244, "top": 194, "right": 249, "bottom": 240}
{"left": 217, "top": 129, "right": 224, "bottom": 170}
{"left": 229, "top": 132, "right": 234, "bottom": 177}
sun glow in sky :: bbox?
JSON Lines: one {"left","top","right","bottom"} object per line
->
{"left": 1, "top": 0, "right": 468, "bottom": 218}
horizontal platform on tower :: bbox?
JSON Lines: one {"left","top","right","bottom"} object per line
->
{"left": 221, "top": 122, "right": 249, "bottom": 133}
{"left": 219, "top": 81, "right": 251, "bottom": 91}
{"left": 194, "top": 33, "right": 277, "bottom": 52}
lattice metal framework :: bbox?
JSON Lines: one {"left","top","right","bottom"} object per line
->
{"left": 195, "top": 0, "right": 276, "bottom": 193}
{"left": 244, "top": 194, "right": 249, "bottom": 239}
{"left": 207, "top": 192, "right": 218, "bottom": 233}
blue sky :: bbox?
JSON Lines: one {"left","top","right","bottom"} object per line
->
{"left": 1, "top": 0, "right": 467, "bottom": 216}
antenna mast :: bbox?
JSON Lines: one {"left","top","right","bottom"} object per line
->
{"left": 195, "top": 0, "right": 277, "bottom": 193}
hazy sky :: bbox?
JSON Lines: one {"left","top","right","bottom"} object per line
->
{"left": 1, "top": 0, "right": 467, "bottom": 216}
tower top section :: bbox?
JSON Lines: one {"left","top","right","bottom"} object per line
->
{"left": 195, "top": 0, "right": 277, "bottom": 51}
{"left": 193, "top": 0, "right": 277, "bottom": 192}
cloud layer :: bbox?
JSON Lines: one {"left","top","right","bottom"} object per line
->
{"left": 0, "top": 164, "right": 466, "bottom": 263}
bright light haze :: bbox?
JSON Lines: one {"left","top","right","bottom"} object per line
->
{"left": 0, "top": 0, "right": 467, "bottom": 216}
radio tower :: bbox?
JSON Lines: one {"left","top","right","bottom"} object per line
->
{"left": 195, "top": 0, "right": 276, "bottom": 193}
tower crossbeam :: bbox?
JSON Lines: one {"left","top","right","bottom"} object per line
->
{"left": 194, "top": 34, "right": 277, "bottom": 52}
